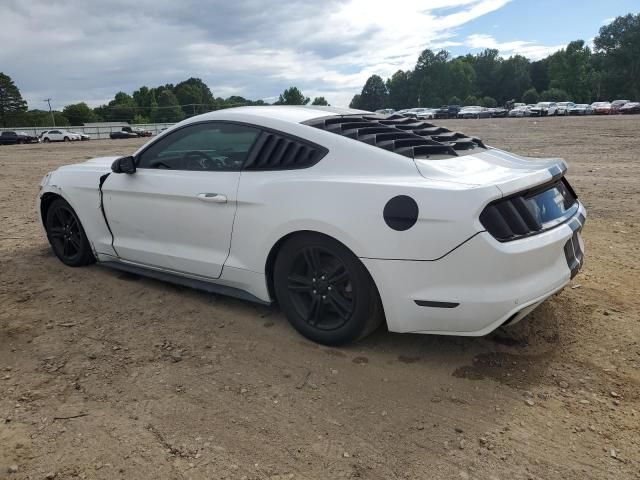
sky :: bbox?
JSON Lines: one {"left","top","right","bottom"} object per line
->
{"left": 1, "top": 0, "right": 637, "bottom": 110}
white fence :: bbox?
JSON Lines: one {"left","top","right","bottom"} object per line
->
{"left": 3, "top": 123, "right": 176, "bottom": 140}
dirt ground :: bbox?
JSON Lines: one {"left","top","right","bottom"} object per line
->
{"left": 1, "top": 116, "right": 639, "bottom": 480}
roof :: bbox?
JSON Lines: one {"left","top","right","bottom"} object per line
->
{"left": 187, "top": 105, "right": 370, "bottom": 125}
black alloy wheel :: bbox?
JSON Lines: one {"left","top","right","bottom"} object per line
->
{"left": 274, "top": 233, "right": 383, "bottom": 345}
{"left": 45, "top": 198, "right": 95, "bottom": 267}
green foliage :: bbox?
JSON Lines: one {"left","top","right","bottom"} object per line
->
{"left": 62, "top": 102, "right": 96, "bottom": 125}
{"left": 540, "top": 88, "right": 569, "bottom": 101}
{"left": 311, "top": 96, "right": 329, "bottom": 106}
{"left": 464, "top": 95, "right": 480, "bottom": 106}
{"left": 448, "top": 96, "right": 462, "bottom": 105}
{"left": 0, "top": 72, "right": 28, "bottom": 127}
{"left": 481, "top": 96, "right": 497, "bottom": 107}
{"left": 275, "top": 87, "right": 310, "bottom": 105}
{"left": 174, "top": 77, "right": 216, "bottom": 116}
{"left": 132, "top": 114, "right": 151, "bottom": 124}
{"left": 548, "top": 41, "right": 593, "bottom": 102}
{"left": 594, "top": 13, "right": 640, "bottom": 99}
{"left": 349, "top": 94, "right": 362, "bottom": 109}
{"left": 349, "top": 14, "right": 639, "bottom": 109}
{"left": 521, "top": 88, "right": 539, "bottom": 104}
{"left": 386, "top": 70, "right": 415, "bottom": 109}
{"left": 152, "top": 89, "right": 184, "bottom": 123}
{"left": 356, "top": 75, "right": 388, "bottom": 111}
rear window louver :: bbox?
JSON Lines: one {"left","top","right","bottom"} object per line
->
{"left": 244, "top": 131, "right": 327, "bottom": 170}
{"left": 304, "top": 114, "right": 486, "bottom": 159}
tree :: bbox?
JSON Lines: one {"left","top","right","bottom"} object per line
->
{"left": 132, "top": 114, "right": 150, "bottom": 124}
{"left": 481, "top": 96, "right": 497, "bottom": 108}
{"left": 152, "top": 89, "right": 184, "bottom": 123}
{"left": 529, "top": 59, "right": 550, "bottom": 93}
{"left": 448, "top": 96, "right": 462, "bottom": 105}
{"left": 358, "top": 75, "right": 388, "bottom": 111}
{"left": 594, "top": 14, "right": 640, "bottom": 99}
{"left": 276, "top": 87, "right": 310, "bottom": 105}
{"left": 548, "top": 40, "right": 593, "bottom": 102}
{"left": 311, "top": 96, "right": 329, "bottom": 106}
{"left": 447, "top": 59, "right": 476, "bottom": 102}
{"left": 174, "top": 78, "right": 215, "bottom": 116}
{"left": 521, "top": 88, "right": 539, "bottom": 104}
{"left": 464, "top": 95, "right": 480, "bottom": 106}
{"left": 540, "top": 88, "right": 569, "bottom": 101}
{"left": 498, "top": 55, "right": 532, "bottom": 104}
{"left": 349, "top": 94, "right": 363, "bottom": 109}
{"left": 132, "top": 86, "right": 156, "bottom": 118}
{"left": 386, "top": 70, "right": 415, "bottom": 109}
{"left": 0, "top": 73, "right": 27, "bottom": 127}
{"left": 62, "top": 102, "right": 96, "bottom": 125}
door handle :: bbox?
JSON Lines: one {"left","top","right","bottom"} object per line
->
{"left": 196, "top": 193, "right": 227, "bottom": 203}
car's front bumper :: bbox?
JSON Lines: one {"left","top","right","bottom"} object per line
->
{"left": 363, "top": 202, "right": 586, "bottom": 336}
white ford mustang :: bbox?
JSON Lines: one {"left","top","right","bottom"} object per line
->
{"left": 38, "top": 106, "right": 586, "bottom": 345}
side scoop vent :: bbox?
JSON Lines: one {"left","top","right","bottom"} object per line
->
{"left": 304, "top": 114, "right": 485, "bottom": 159}
{"left": 244, "top": 132, "right": 327, "bottom": 170}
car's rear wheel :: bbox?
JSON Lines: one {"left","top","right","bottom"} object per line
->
{"left": 45, "top": 198, "right": 95, "bottom": 267}
{"left": 274, "top": 233, "right": 383, "bottom": 345}
{"left": 43, "top": 138, "right": 50, "bottom": 143}
{"left": 63, "top": 137, "right": 69, "bottom": 142}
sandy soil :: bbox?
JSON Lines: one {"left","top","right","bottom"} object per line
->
{"left": 1, "top": 116, "right": 639, "bottom": 480}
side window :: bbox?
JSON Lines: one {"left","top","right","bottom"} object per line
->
{"left": 137, "top": 122, "right": 260, "bottom": 171}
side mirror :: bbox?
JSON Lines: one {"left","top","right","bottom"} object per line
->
{"left": 111, "top": 156, "right": 136, "bottom": 174}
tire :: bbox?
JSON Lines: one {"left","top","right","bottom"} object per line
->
{"left": 43, "top": 138, "right": 50, "bottom": 143}
{"left": 63, "top": 137, "right": 69, "bottom": 142}
{"left": 44, "top": 198, "right": 95, "bottom": 267}
{"left": 274, "top": 233, "right": 383, "bottom": 345}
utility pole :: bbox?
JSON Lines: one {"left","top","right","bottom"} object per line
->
{"left": 44, "top": 98, "right": 56, "bottom": 126}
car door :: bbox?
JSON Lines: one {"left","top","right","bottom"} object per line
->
{"left": 49, "top": 130, "right": 62, "bottom": 141}
{"left": 102, "top": 121, "right": 261, "bottom": 279}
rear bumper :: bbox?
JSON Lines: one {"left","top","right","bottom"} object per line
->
{"left": 363, "top": 202, "right": 586, "bottom": 336}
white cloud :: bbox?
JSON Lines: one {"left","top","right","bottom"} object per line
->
{"left": 465, "top": 33, "right": 566, "bottom": 60}
{"left": 1, "top": 0, "right": 570, "bottom": 109}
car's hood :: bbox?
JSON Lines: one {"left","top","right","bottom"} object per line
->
{"left": 414, "top": 147, "right": 566, "bottom": 196}
{"left": 57, "top": 156, "right": 120, "bottom": 174}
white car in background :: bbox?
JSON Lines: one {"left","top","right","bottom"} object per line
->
{"left": 38, "top": 106, "right": 586, "bottom": 345}
{"left": 555, "top": 102, "right": 576, "bottom": 116}
{"left": 41, "top": 130, "right": 82, "bottom": 142}
{"left": 529, "top": 102, "right": 559, "bottom": 116}
{"left": 508, "top": 105, "right": 531, "bottom": 117}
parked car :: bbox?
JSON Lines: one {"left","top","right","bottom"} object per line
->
{"left": 529, "top": 102, "right": 558, "bottom": 116}
{"left": 434, "top": 105, "right": 461, "bottom": 119}
{"left": 592, "top": 102, "right": 612, "bottom": 115}
{"left": 375, "top": 109, "right": 395, "bottom": 115}
{"left": 610, "top": 100, "right": 630, "bottom": 114}
{"left": 110, "top": 126, "right": 153, "bottom": 139}
{"left": 70, "top": 131, "right": 91, "bottom": 141}
{"left": 568, "top": 104, "right": 594, "bottom": 115}
{"left": 508, "top": 105, "right": 531, "bottom": 117}
{"left": 0, "top": 130, "right": 39, "bottom": 145}
{"left": 555, "top": 102, "right": 576, "bottom": 116}
{"left": 619, "top": 102, "right": 640, "bottom": 114}
{"left": 38, "top": 106, "right": 586, "bottom": 345}
{"left": 41, "top": 130, "right": 81, "bottom": 142}
{"left": 489, "top": 107, "right": 508, "bottom": 118}
{"left": 415, "top": 108, "right": 437, "bottom": 120}
{"left": 457, "top": 106, "right": 491, "bottom": 119}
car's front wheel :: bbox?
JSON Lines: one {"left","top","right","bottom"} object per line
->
{"left": 274, "top": 233, "right": 383, "bottom": 345}
{"left": 45, "top": 198, "right": 95, "bottom": 267}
